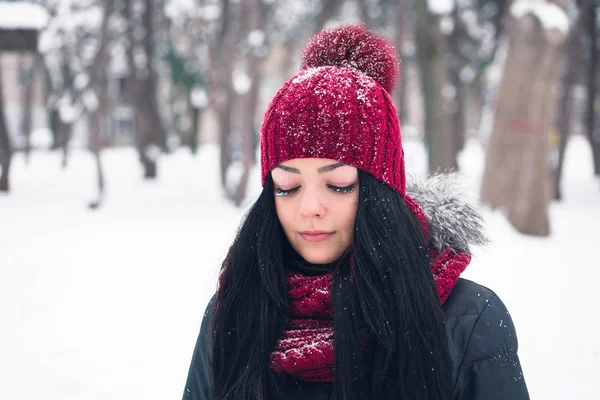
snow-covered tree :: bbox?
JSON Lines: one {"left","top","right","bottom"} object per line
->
{"left": 120, "top": 0, "right": 167, "bottom": 179}
{"left": 414, "top": 0, "right": 508, "bottom": 173}
{"left": 0, "top": 0, "right": 49, "bottom": 192}
{"left": 163, "top": 0, "right": 209, "bottom": 154}
{"left": 40, "top": 0, "right": 107, "bottom": 165}
{"left": 579, "top": 0, "right": 600, "bottom": 176}
{"left": 0, "top": 59, "right": 10, "bottom": 192}
{"left": 481, "top": 0, "right": 569, "bottom": 236}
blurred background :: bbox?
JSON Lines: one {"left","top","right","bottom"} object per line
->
{"left": 0, "top": 0, "right": 598, "bottom": 399}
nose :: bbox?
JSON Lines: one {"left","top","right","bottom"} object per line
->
{"left": 299, "top": 185, "right": 326, "bottom": 219}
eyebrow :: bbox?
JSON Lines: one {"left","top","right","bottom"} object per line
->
{"left": 275, "top": 162, "right": 346, "bottom": 174}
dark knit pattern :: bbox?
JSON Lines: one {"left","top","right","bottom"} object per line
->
{"left": 270, "top": 248, "right": 471, "bottom": 382}
{"left": 270, "top": 271, "right": 335, "bottom": 382}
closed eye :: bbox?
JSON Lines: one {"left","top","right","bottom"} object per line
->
{"left": 328, "top": 184, "right": 356, "bottom": 193}
{"left": 275, "top": 187, "right": 300, "bottom": 197}
{"left": 275, "top": 184, "right": 356, "bottom": 196}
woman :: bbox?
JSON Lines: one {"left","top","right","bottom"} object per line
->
{"left": 183, "top": 25, "right": 529, "bottom": 400}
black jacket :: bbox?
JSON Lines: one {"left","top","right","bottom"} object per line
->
{"left": 182, "top": 278, "right": 529, "bottom": 400}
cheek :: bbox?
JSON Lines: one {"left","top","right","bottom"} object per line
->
{"left": 275, "top": 199, "right": 296, "bottom": 232}
{"left": 338, "top": 197, "right": 358, "bottom": 235}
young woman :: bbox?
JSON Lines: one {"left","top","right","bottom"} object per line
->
{"left": 183, "top": 25, "right": 529, "bottom": 400}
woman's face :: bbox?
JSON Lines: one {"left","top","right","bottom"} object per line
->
{"left": 271, "top": 158, "right": 359, "bottom": 265}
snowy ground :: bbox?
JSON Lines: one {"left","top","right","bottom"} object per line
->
{"left": 0, "top": 136, "right": 598, "bottom": 399}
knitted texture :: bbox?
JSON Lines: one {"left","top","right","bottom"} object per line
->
{"left": 429, "top": 249, "right": 471, "bottom": 303}
{"left": 270, "top": 271, "right": 334, "bottom": 382}
{"left": 270, "top": 248, "right": 471, "bottom": 381}
{"left": 260, "top": 24, "right": 406, "bottom": 196}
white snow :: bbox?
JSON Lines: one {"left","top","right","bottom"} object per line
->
{"left": 190, "top": 86, "right": 208, "bottom": 109}
{"left": 427, "top": 0, "right": 455, "bottom": 15}
{"left": 0, "top": 2, "right": 49, "bottom": 30}
{"left": 291, "top": 67, "right": 321, "bottom": 85}
{"left": 144, "top": 144, "right": 162, "bottom": 162}
{"left": 232, "top": 69, "right": 252, "bottom": 95}
{"left": 58, "top": 95, "right": 82, "bottom": 124}
{"left": 439, "top": 15, "right": 455, "bottom": 35}
{"left": 225, "top": 160, "right": 245, "bottom": 194}
{"left": 511, "top": 0, "right": 569, "bottom": 34}
{"left": 39, "top": 1, "right": 102, "bottom": 54}
{"left": 81, "top": 89, "right": 99, "bottom": 112}
{"left": 30, "top": 128, "right": 54, "bottom": 149}
{"left": 74, "top": 73, "right": 90, "bottom": 90}
{"left": 164, "top": 0, "right": 196, "bottom": 20}
{"left": 459, "top": 65, "right": 476, "bottom": 83}
{"left": 441, "top": 83, "right": 457, "bottom": 99}
{"left": 402, "top": 41, "right": 416, "bottom": 57}
{"left": 248, "top": 29, "right": 266, "bottom": 48}
{"left": 0, "top": 135, "right": 599, "bottom": 399}
{"left": 201, "top": 4, "right": 221, "bottom": 22}
{"left": 134, "top": 49, "right": 148, "bottom": 70}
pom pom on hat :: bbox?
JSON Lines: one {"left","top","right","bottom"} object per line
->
{"left": 301, "top": 24, "right": 399, "bottom": 94}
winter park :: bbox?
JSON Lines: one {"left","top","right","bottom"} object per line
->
{"left": 1, "top": 0, "right": 599, "bottom": 399}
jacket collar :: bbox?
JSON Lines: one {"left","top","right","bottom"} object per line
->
{"left": 406, "top": 173, "right": 488, "bottom": 255}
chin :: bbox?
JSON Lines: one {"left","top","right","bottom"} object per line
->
{"left": 299, "top": 250, "right": 339, "bottom": 265}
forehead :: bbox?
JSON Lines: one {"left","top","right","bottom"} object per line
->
{"left": 277, "top": 158, "right": 345, "bottom": 169}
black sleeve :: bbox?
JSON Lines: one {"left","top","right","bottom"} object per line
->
{"left": 183, "top": 297, "right": 215, "bottom": 400}
{"left": 454, "top": 295, "right": 530, "bottom": 400}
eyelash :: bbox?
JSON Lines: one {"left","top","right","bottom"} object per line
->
{"left": 274, "top": 184, "right": 356, "bottom": 197}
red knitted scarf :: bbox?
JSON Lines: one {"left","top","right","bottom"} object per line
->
{"left": 269, "top": 249, "right": 471, "bottom": 382}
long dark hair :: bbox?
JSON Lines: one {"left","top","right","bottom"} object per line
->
{"left": 212, "top": 171, "right": 453, "bottom": 399}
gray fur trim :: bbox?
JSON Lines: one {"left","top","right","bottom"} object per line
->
{"left": 406, "top": 173, "right": 489, "bottom": 254}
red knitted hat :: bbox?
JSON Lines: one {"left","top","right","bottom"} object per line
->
{"left": 260, "top": 24, "right": 406, "bottom": 196}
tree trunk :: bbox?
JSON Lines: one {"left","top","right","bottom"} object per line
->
{"left": 469, "top": 75, "right": 486, "bottom": 145}
{"left": 554, "top": 16, "right": 583, "bottom": 200}
{"left": 20, "top": 54, "right": 35, "bottom": 163}
{"left": 125, "top": 0, "right": 165, "bottom": 179}
{"left": 59, "top": 119, "right": 73, "bottom": 168}
{"left": 315, "top": 0, "right": 343, "bottom": 32}
{"left": 357, "top": 0, "right": 373, "bottom": 28}
{"left": 87, "top": 0, "right": 115, "bottom": 208}
{"left": 0, "top": 61, "right": 12, "bottom": 192}
{"left": 415, "top": 0, "right": 457, "bottom": 172}
{"left": 206, "top": 0, "right": 237, "bottom": 189}
{"left": 393, "top": 0, "right": 408, "bottom": 122}
{"left": 87, "top": 109, "right": 105, "bottom": 209}
{"left": 480, "top": 4, "right": 567, "bottom": 236}
{"left": 188, "top": 88, "right": 202, "bottom": 154}
{"left": 582, "top": 0, "right": 600, "bottom": 174}
{"left": 45, "top": 60, "right": 61, "bottom": 150}
{"left": 595, "top": 45, "right": 600, "bottom": 176}
{"left": 231, "top": 0, "right": 263, "bottom": 206}
{"left": 139, "top": 0, "right": 165, "bottom": 178}
{"left": 444, "top": 3, "right": 469, "bottom": 158}
{"left": 218, "top": 86, "right": 234, "bottom": 188}
{"left": 54, "top": 52, "right": 76, "bottom": 168}
{"left": 450, "top": 68, "right": 466, "bottom": 153}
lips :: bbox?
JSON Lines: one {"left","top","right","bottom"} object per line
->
{"left": 300, "top": 231, "right": 333, "bottom": 242}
